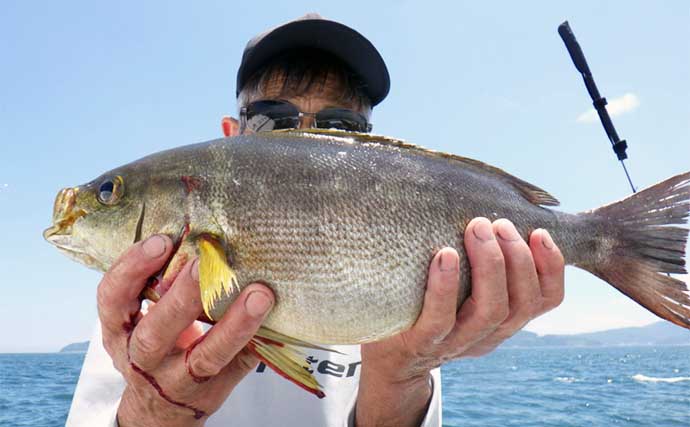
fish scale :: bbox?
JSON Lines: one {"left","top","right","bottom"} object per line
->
{"left": 196, "top": 133, "right": 532, "bottom": 341}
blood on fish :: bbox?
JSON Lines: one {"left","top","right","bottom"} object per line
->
{"left": 181, "top": 176, "right": 202, "bottom": 193}
{"left": 146, "top": 277, "right": 159, "bottom": 288}
{"left": 152, "top": 253, "right": 187, "bottom": 296}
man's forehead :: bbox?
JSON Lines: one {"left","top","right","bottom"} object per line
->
{"left": 245, "top": 69, "right": 364, "bottom": 111}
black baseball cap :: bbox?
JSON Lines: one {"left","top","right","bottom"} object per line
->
{"left": 236, "top": 13, "right": 390, "bottom": 106}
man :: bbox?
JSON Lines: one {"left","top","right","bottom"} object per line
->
{"left": 67, "top": 14, "right": 565, "bottom": 427}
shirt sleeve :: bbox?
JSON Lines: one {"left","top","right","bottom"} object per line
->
{"left": 66, "top": 320, "right": 125, "bottom": 427}
{"left": 343, "top": 367, "right": 443, "bottom": 427}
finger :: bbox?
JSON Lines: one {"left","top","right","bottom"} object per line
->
{"left": 129, "top": 258, "right": 203, "bottom": 371}
{"left": 102, "top": 311, "right": 143, "bottom": 372}
{"left": 445, "top": 217, "right": 509, "bottom": 349}
{"left": 186, "top": 283, "right": 274, "bottom": 378}
{"left": 211, "top": 348, "right": 262, "bottom": 397}
{"left": 406, "top": 248, "right": 460, "bottom": 347}
{"left": 453, "top": 220, "right": 542, "bottom": 358}
{"left": 530, "top": 229, "right": 565, "bottom": 315}
{"left": 166, "top": 347, "right": 261, "bottom": 409}
{"left": 492, "top": 219, "right": 541, "bottom": 328}
{"left": 97, "top": 235, "right": 173, "bottom": 334}
{"left": 457, "top": 227, "right": 565, "bottom": 358}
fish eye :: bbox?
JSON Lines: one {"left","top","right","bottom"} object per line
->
{"left": 97, "top": 176, "right": 124, "bottom": 205}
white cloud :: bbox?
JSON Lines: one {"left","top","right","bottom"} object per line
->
{"left": 576, "top": 93, "right": 640, "bottom": 123}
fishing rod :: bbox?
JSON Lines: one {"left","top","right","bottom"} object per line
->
{"left": 558, "top": 21, "right": 637, "bottom": 193}
{"left": 558, "top": 23, "right": 676, "bottom": 279}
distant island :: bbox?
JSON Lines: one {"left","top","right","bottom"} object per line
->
{"left": 59, "top": 321, "right": 690, "bottom": 353}
{"left": 59, "top": 341, "right": 90, "bottom": 353}
{"left": 501, "top": 321, "right": 690, "bottom": 348}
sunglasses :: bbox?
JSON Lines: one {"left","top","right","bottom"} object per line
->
{"left": 240, "top": 100, "right": 373, "bottom": 133}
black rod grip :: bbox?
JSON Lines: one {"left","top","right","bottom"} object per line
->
{"left": 558, "top": 21, "right": 591, "bottom": 76}
{"left": 558, "top": 20, "right": 628, "bottom": 161}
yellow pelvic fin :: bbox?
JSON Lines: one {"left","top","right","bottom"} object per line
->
{"left": 249, "top": 326, "right": 345, "bottom": 399}
{"left": 198, "top": 236, "right": 239, "bottom": 321}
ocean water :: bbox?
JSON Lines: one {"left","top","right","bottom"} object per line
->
{"left": 1, "top": 347, "right": 688, "bottom": 426}
{"left": 0, "top": 353, "right": 85, "bottom": 427}
{"left": 442, "top": 346, "right": 690, "bottom": 427}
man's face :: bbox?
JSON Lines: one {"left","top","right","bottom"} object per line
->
{"left": 224, "top": 70, "right": 370, "bottom": 136}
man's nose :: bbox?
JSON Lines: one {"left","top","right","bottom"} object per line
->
{"left": 298, "top": 115, "right": 316, "bottom": 129}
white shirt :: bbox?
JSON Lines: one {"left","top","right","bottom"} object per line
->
{"left": 66, "top": 321, "right": 442, "bottom": 427}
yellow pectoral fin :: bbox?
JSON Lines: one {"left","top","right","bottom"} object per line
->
{"left": 249, "top": 327, "right": 336, "bottom": 399}
{"left": 198, "top": 236, "right": 239, "bottom": 321}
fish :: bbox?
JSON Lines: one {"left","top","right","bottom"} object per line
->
{"left": 44, "top": 128, "right": 690, "bottom": 397}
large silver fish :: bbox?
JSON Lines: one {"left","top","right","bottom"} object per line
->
{"left": 44, "top": 129, "right": 690, "bottom": 396}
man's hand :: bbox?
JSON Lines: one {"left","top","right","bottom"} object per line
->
{"left": 97, "top": 235, "right": 274, "bottom": 427}
{"left": 356, "top": 217, "right": 565, "bottom": 427}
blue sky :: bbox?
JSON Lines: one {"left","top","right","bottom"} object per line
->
{"left": 1, "top": 1, "right": 688, "bottom": 352}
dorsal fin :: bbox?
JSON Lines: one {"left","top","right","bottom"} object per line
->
{"left": 276, "top": 129, "right": 560, "bottom": 207}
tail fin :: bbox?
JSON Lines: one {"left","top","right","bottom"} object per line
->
{"left": 587, "top": 171, "right": 690, "bottom": 328}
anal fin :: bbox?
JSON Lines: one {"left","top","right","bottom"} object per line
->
{"left": 248, "top": 327, "right": 341, "bottom": 399}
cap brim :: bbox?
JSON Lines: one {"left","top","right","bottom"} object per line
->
{"left": 237, "top": 19, "right": 390, "bottom": 106}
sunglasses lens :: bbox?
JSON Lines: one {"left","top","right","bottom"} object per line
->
{"left": 245, "top": 101, "right": 300, "bottom": 132}
{"left": 315, "top": 109, "right": 371, "bottom": 132}
{"left": 244, "top": 102, "right": 372, "bottom": 133}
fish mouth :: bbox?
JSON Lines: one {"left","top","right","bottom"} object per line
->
{"left": 44, "top": 217, "right": 107, "bottom": 271}
{"left": 53, "top": 244, "right": 107, "bottom": 271}
{"left": 43, "top": 187, "right": 101, "bottom": 268}
{"left": 43, "top": 187, "right": 88, "bottom": 243}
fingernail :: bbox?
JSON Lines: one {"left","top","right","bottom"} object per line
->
{"left": 471, "top": 219, "right": 494, "bottom": 241}
{"left": 496, "top": 221, "right": 521, "bottom": 242}
{"left": 438, "top": 250, "right": 459, "bottom": 272}
{"left": 190, "top": 258, "right": 199, "bottom": 281}
{"left": 142, "top": 235, "right": 166, "bottom": 258}
{"left": 245, "top": 291, "right": 272, "bottom": 318}
{"left": 541, "top": 229, "right": 554, "bottom": 250}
